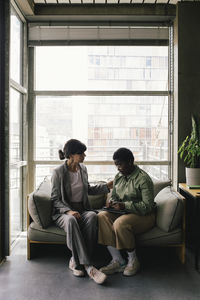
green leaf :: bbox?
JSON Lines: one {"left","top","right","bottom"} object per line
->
{"left": 178, "top": 114, "right": 200, "bottom": 168}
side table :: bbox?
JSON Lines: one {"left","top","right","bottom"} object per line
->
{"left": 179, "top": 183, "right": 200, "bottom": 271}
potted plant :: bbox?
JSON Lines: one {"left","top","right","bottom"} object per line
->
{"left": 178, "top": 114, "right": 200, "bottom": 186}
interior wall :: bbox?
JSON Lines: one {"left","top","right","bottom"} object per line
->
{"left": 174, "top": 2, "right": 200, "bottom": 186}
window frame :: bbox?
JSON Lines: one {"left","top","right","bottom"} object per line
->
{"left": 9, "top": 2, "right": 28, "bottom": 246}
{"left": 28, "top": 25, "right": 173, "bottom": 190}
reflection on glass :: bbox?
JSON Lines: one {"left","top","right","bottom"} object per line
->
{"left": 35, "top": 46, "right": 168, "bottom": 91}
{"left": 36, "top": 96, "right": 168, "bottom": 163}
{"left": 10, "top": 7, "right": 22, "bottom": 84}
{"left": 10, "top": 88, "right": 20, "bottom": 163}
{"left": 10, "top": 167, "right": 21, "bottom": 244}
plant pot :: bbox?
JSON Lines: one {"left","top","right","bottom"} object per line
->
{"left": 185, "top": 167, "right": 200, "bottom": 186}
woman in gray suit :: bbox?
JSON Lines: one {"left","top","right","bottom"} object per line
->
{"left": 51, "top": 139, "right": 112, "bottom": 284}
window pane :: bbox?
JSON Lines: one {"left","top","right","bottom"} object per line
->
{"left": 36, "top": 96, "right": 168, "bottom": 162}
{"left": 9, "top": 88, "right": 22, "bottom": 245}
{"left": 36, "top": 164, "right": 168, "bottom": 185}
{"left": 35, "top": 165, "right": 115, "bottom": 187}
{"left": 35, "top": 165, "right": 57, "bottom": 188}
{"left": 36, "top": 97, "right": 72, "bottom": 160}
{"left": 10, "top": 7, "right": 23, "bottom": 84}
{"left": 140, "top": 165, "right": 168, "bottom": 181}
{"left": 10, "top": 88, "right": 21, "bottom": 163}
{"left": 10, "top": 167, "right": 21, "bottom": 244}
{"left": 35, "top": 46, "right": 168, "bottom": 91}
{"left": 86, "top": 164, "right": 117, "bottom": 182}
{"left": 87, "top": 164, "right": 169, "bottom": 182}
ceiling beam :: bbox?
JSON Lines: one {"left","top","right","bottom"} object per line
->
{"left": 34, "top": 4, "right": 176, "bottom": 17}
{"left": 14, "top": 0, "right": 35, "bottom": 16}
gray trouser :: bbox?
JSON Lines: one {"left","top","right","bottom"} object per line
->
{"left": 55, "top": 211, "right": 97, "bottom": 268}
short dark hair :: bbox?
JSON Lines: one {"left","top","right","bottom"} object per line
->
{"left": 58, "top": 139, "right": 87, "bottom": 160}
{"left": 113, "top": 147, "right": 134, "bottom": 163}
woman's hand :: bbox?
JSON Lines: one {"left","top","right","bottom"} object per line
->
{"left": 66, "top": 210, "right": 81, "bottom": 219}
{"left": 107, "top": 180, "right": 113, "bottom": 190}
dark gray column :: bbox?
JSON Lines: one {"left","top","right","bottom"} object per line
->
{"left": 0, "top": 0, "right": 10, "bottom": 260}
{"left": 174, "top": 2, "right": 200, "bottom": 185}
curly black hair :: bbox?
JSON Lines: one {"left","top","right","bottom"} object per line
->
{"left": 113, "top": 147, "right": 134, "bottom": 163}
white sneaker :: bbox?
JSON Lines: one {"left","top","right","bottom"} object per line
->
{"left": 123, "top": 257, "right": 140, "bottom": 276}
{"left": 88, "top": 266, "right": 107, "bottom": 284}
{"left": 69, "top": 257, "right": 85, "bottom": 277}
{"left": 100, "top": 260, "right": 126, "bottom": 275}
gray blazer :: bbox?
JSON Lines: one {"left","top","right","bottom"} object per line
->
{"left": 51, "top": 162, "right": 109, "bottom": 220}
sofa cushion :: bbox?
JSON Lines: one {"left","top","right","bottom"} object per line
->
{"left": 28, "top": 177, "right": 52, "bottom": 229}
{"left": 152, "top": 178, "right": 171, "bottom": 197}
{"left": 28, "top": 222, "right": 66, "bottom": 243}
{"left": 88, "top": 181, "right": 107, "bottom": 209}
{"left": 88, "top": 193, "right": 107, "bottom": 209}
{"left": 136, "top": 226, "right": 183, "bottom": 246}
{"left": 155, "top": 186, "right": 183, "bottom": 232}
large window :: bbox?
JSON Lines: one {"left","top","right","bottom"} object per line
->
{"left": 33, "top": 43, "right": 170, "bottom": 186}
{"left": 9, "top": 6, "right": 26, "bottom": 246}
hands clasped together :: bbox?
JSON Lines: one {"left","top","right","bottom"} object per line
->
{"left": 66, "top": 210, "right": 81, "bottom": 219}
{"left": 107, "top": 200, "right": 125, "bottom": 210}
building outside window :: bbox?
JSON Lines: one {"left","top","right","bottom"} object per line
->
{"left": 33, "top": 44, "right": 170, "bottom": 186}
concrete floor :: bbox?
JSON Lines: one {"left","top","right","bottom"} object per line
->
{"left": 0, "top": 233, "right": 200, "bottom": 300}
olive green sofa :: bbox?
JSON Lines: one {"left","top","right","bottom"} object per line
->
{"left": 27, "top": 177, "right": 185, "bottom": 263}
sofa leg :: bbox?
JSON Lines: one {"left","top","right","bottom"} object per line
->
{"left": 27, "top": 239, "right": 31, "bottom": 260}
{"left": 176, "top": 245, "right": 185, "bottom": 264}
